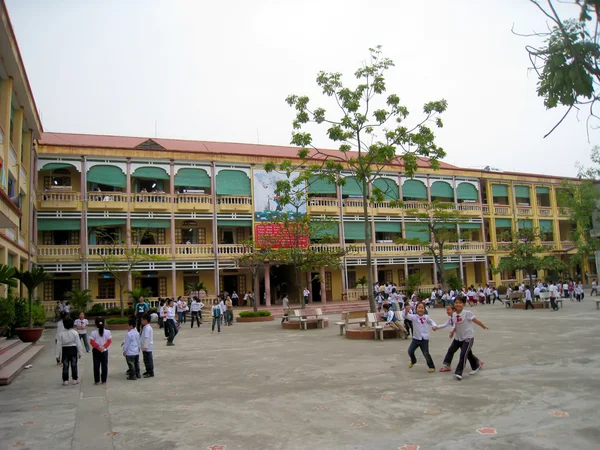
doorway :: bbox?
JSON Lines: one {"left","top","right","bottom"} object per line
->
{"left": 311, "top": 273, "right": 321, "bottom": 302}
{"left": 53, "top": 279, "right": 73, "bottom": 301}
{"left": 141, "top": 278, "right": 159, "bottom": 297}
{"left": 222, "top": 275, "right": 238, "bottom": 298}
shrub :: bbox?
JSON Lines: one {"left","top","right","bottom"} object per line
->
{"left": 87, "top": 304, "right": 107, "bottom": 316}
{"left": 446, "top": 274, "right": 463, "bottom": 292}
{"left": 106, "top": 307, "right": 121, "bottom": 316}
{"left": 497, "top": 285, "right": 508, "bottom": 295}
{"left": 0, "top": 291, "right": 17, "bottom": 330}
{"left": 106, "top": 317, "right": 130, "bottom": 325}
{"left": 238, "top": 310, "right": 271, "bottom": 318}
{"left": 148, "top": 308, "right": 157, "bottom": 315}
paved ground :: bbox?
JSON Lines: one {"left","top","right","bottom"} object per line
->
{"left": 1, "top": 299, "right": 599, "bottom": 450}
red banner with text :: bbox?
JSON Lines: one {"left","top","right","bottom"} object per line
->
{"left": 254, "top": 223, "right": 309, "bottom": 249}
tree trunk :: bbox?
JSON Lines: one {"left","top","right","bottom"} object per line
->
{"left": 438, "top": 244, "right": 445, "bottom": 290}
{"left": 362, "top": 181, "right": 376, "bottom": 313}
{"left": 119, "top": 284, "right": 125, "bottom": 318}
{"left": 251, "top": 272, "right": 258, "bottom": 312}
{"left": 28, "top": 292, "right": 33, "bottom": 329}
{"left": 296, "top": 267, "right": 304, "bottom": 308}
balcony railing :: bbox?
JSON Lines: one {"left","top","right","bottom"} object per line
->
{"left": 494, "top": 206, "right": 510, "bottom": 215}
{"left": 175, "top": 244, "right": 214, "bottom": 256}
{"left": 560, "top": 240, "right": 575, "bottom": 249}
{"left": 482, "top": 205, "right": 490, "bottom": 214}
{"left": 343, "top": 198, "right": 364, "bottom": 208}
{"left": 39, "top": 191, "right": 80, "bottom": 202}
{"left": 132, "top": 193, "right": 170, "bottom": 203}
{"left": 309, "top": 197, "right": 339, "bottom": 208}
{"left": 218, "top": 244, "right": 251, "bottom": 255}
{"left": 403, "top": 201, "right": 428, "bottom": 210}
{"left": 516, "top": 206, "right": 532, "bottom": 216}
{"left": 217, "top": 196, "right": 251, "bottom": 206}
{"left": 457, "top": 203, "right": 482, "bottom": 212}
{"left": 538, "top": 207, "right": 552, "bottom": 216}
{"left": 557, "top": 207, "right": 571, "bottom": 217}
{"left": 8, "top": 142, "right": 17, "bottom": 165}
{"left": 38, "top": 245, "right": 81, "bottom": 258}
{"left": 87, "top": 192, "right": 128, "bottom": 202}
{"left": 541, "top": 242, "right": 556, "bottom": 250}
{"left": 88, "top": 245, "right": 125, "bottom": 257}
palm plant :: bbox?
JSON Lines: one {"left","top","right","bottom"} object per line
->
{"left": 0, "top": 264, "right": 18, "bottom": 289}
{"left": 66, "top": 288, "right": 93, "bottom": 313}
{"left": 185, "top": 281, "right": 209, "bottom": 297}
{"left": 125, "top": 286, "right": 153, "bottom": 304}
{"left": 355, "top": 276, "right": 368, "bottom": 298}
{"left": 14, "top": 266, "right": 53, "bottom": 328}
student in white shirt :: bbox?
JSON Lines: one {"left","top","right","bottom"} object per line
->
{"left": 492, "top": 288, "right": 499, "bottom": 305}
{"left": 376, "top": 292, "right": 384, "bottom": 312}
{"left": 63, "top": 301, "right": 71, "bottom": 315}
{"left": 74, "top": 312, "right": 91, "bottom": 353}
{"left": 524, "top": 286, "right": 535, "bottom": 310}
{"left": 176, "top": 297, "right": 188, "bottom": 324}
{"left": 382, "top": 303, "right": 407, "bottom": 338}
{"left": 122, "top": 318, "right": 141, "bottom": 380}
{"left": 449, "top": 297, "right": 488, "bottom": 380}
{"left": 190, "top": 297, "right": 203, "bottom": 328}
{"left": 57, "top": 318, "right": 83, "bottom": 385}
{"left": 548, "top": 283, "right": 560, "bottom": 311}
{"left": 231, "top": 291, "right": 240, "bottom": 306}
{"left": 164, "top": 298, "right": 178, "bottom": 346}
{"left": 55, "top": 312, "right": 67, "bottom": 365}
{"left": 89, "top": 317, "right": 113, "bottom": 384}
{"left": 211, "top": 299, "right": 222, "bottom": 333}
{"left": 533, "top": 285, "right": 541, "bottom": 302}
{"left": 402, "top": 303, "right": 437, "bottom": 372}
{"left": 591, "top": 279, "right": 598, "bottom": 296}
{"left": 303, "top": 287, "right": 310, "bottom": 305}
{"left": 140, "top": 314, "right": 154, "bottom": 378}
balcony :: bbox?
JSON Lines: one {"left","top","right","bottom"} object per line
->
{"left": 557, "top": 207, "right": 572, "bottom": 217}
{"left": 37, "top": 245, "right": 81, "bottom": 262}
{"left": 373, "top": 201, "right": 402, "bottom": 216}
{"left": 131, "top": 193, "right": 170, "bottom": 211}
{"left": 541, "top": 241, "right": 556, "bottom": 251}
{"left": 87, "top": 192, "right": 128, "bottom": 211}
{"left": 38, "top": 190, "right": 81, "bottom": 210}
{"left": 342, "top": 198, "right": 365, "bottom": 215}
{"left": 216, "top": 195, "right": 252, "bottom": 214}
{"left": 402, "top": 201, "right": 429, "bottom": 212}
{"left": 174, "top": 244, "right": 214, "bottom": 258}
{"left": 308, "top": 197, "right": 339, "bottom": 215}
{"left": 218, "top": 244, "right": 251, "bottom": 256}
{"left": 494, "top": 205, "right": 511, "bottom": 215}
{"left": 88, "top": 244, "right": 171, "bottom": 259}
{"left": 538, "top": 207, "right": 552, "bottom": 217}
{"left": 516, "top": 206, "right": 532, "bottom": 216}
{"left": 174, "top": 193, "right": 212, "bottom": 212}
{"left": 0, "top": 188, "right": 21, "bottom": 228}
{"left": 456, "top": 203, "right": 482, "bottom": 216}
{"left": 482, "top": 205, "right": 490, "bottom": 215}
{"left": 560, "top": 240, "right": 575, "bottom": 251}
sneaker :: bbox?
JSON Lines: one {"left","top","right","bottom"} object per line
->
{"left": 136, "top": 374, "right": 141, "bottom": 379}
{"left": 72, "top": 380, "right": 79, "bottom": 385}
{"left": 143, "top": 373, "right": 154, "bottom": 378}
{"left": 63, "top": 381, "right": 69, "bottom": 386}
{"left": 470, "top": 361, "right": 484, "bottom": 375}
{"left": 439, "top": 366, "right": 452, "bottom": 372}
{"left": 94, "top": 382, "right": 100, "bottom": 385}
{"left": 428, "top": 368, "right": 435, "bottom": 373}
{"left": 166, "top": 342, "right": 174, "bottom": 346}
{"left": 408, "top": 363, "right": 415, "bottom": 369}
{"left": 455, "top": 374, "right": 462, "bottom": 381}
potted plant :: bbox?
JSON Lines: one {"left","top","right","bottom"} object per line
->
{"left": 66, "top": 288, "right": 93, "bottom": 314}
{"left": 355, "top": 276, "right": 368, "bottom": 300}
{"left": 14, "top": 266, "right": 53, "bottom": 343}
{"left": 0, "top": 265, "right": 18, "bottom": 336}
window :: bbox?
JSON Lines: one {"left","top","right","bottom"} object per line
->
{"left": 238, "top": 275, "right": 246, "bottom": 294}
{"left": 347, "top": 271, "right": 356, "bottom": 288}
{"left": 8, "top": 175, "right": 15, "bottom": 198}
{"left": 98, "top": 278, "right": 115, "bottom": 299}
{"left": 44, "top": 281, "right": 53, "bottom": 301}
{"left": 51, "top": 169, "right": 72, "bottom": 187}
{"left": 158, "top": 277, "right": 168, "bottom": 297}
{"left": 398, "top": 269, "right": 406, "bottom": 283}
{"left": 384, "top": 270, "right": 393, "bottom": 284}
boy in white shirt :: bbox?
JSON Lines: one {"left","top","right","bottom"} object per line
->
{"left": 190, "top": 297, "right": 203, "bottom": 328}
{"left": 141, "top": 314, "right": 154, "bottom": 378}
{"left": 402, "top": 303, "right": 437, "bottom": 372}
{"left": 57, "top": 318, "right": 83, "bottom": 385}
{"left": 123, "top": 318, "right": 141, "bottom": 380}
{"left": 524, "top": 286, "right": 535, "bottom": 310}
{"left": 450, "top": 297, "right": 488, "bottom": 380}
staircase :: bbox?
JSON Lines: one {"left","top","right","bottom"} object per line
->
{"left": 0, "top": 338, "right": 44, "bottom": 386}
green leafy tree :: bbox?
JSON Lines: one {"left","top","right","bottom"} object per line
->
{"left": 96, "top": 228, "right": 167, "bottom": 317}
{"left": 493, "top": 228, "right": 568, "bottom": 287}
{"left": 271, "top": 46, "right": 447, "bottom": 313}
{"left": 0, "top": 264, "right": 18, "bottom": 289}
{"left": 405, "top": 272, "right": 424, "bottom": 296}
{"left": 66, "top": 288, "right": 93, "bottom": 313}
{"left": 185, "top": 281, "right": 209, "bottom": 297}
{"left": 125, "top": 287, "right": 153, "bottom": 304}
{"left": 355, "top": 276, "right": 368, "bottom": 298}
{"left": 14, "top": 265, "right": 53, "bottom": 328}
{"left": 520, "top": 1, "right": 600, "bottom": 136}
{"left": 237, "top": 244, "right": 267, "bottom": 312}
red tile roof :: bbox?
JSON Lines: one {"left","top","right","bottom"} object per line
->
{"left": 38, "top": 132, "right": 458, "bottom": 170}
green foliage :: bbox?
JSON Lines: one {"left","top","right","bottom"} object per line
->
{"left": 87, "top": 303, "right": 107, "bottom": 316}
{"left": 446, "top": 274, "right": 463, "bottom": 292}
{"left": 66, "top": 289, "right": 93, "bottom": 313}
{"left": 106, "top": 317, "right": 130, "bottom": 325}
{"left": 0, "top": 264, "right": 18, "bottom": 288}
{"left": 106, "top": 306, "right": 122, "bottom": 316}
{"left": 0, "top": 290, "right": 17, "bottom": 330}
{"left": 14, "top": 266, "right": 53, "bottom": 329}
{"left": 406, "top": 273, "right": 424, "bottom": 296}
{"left": 125, "top": 287, "right": 153, "bottom": 303}
{"left": 186, "top": 281, "right": 209, "bottom": 296}
{"left": 238, "top": 310, "right": 272, "bottom": 318}
{"left": 497, "top": 285, "right": 508, "bottom": 295}
{"left": 355, "top": 276, "right": 368, "bottom": 296}
{"left": 11, "top": 297, "right": 46, "bottom": 331}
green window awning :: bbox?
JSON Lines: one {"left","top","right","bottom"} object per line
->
{"left": 518, "top": 219, "right": 533, "bottom": 229}
{"left": 217, "top": 219, "right": 252, "bottom": 227}
{"left": 87, "top": 218, "right": 127, "bottom": 227}
{"left": 87, "top": 165, "right": 126, "bottom": 188}
{"left": 539, "top": 220, "right": 553, "bottom": 232}
{"left": 536, "top": 186, "right": 550, "bottom": 195}
{"left": 342, "top": 177, "right": 363, "bottom": 197}
{"left": 310, "top": 221, "right": 339, "bottom": 239}
{"left": 430, "top": 181, "right": 453, "bottom": 198}
{"left": 460, "top": 222, "right": 482, "bottom": 229}
{"left": 444, "top": 263, "right": 459, "bottom": 270}
{"left": 492, "top": 184, "right": 509, "bottom": 197}
{"left": 402, "top": 179, "right": 427, "bottom": 199}
{"left": 175, "top": 168, "right": 211, "bottom": 188}
{"left": 40, "top": 162, "right": 77, "bottom": 171}
{"left": 132, "top": 167, "right": 170, "bottom": 180}
{"left": 456, "top": 183, "right": 478, "bottom": 201}
{"left": 515, "top": 186, "right": 530, "bottom": 198}
{"left": 495, "top": 218, "right": 512, "bottom": 228}
{"left": 373, "top": 178, "right": 399, "bottom": 200}
{"left": 404, "top": 223, "right": 430, "bottom": 242}
{"left": 308, "top": 176, "right": 337, "bottom": 195}
{"left": 375, "top": 222, "right": 401, "bottom": 233}
{"left": 216, "top": 170, "right": 251, "bottom": 196}
{"left": 38, "top": 219, "right": 81, "bottom": 231}
{"left": 131, "top": 219, "right": 171, "bottom": 228}
{"left": 344, "top": 222, "right": 367, "bottom": 240}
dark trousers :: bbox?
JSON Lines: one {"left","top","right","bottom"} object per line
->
{"left": 550, "top": 297, "right": 558, "bottom": 311}
{"left": 191, "top": 311, "right": 201, "bottom": 328}
{"left": 226, "top": 309, "right": 233, "bottom": 325}
{"left": 136, "top": 315, "right": 143, "bottom": 333}
{"left": 61, "top": 346, "right": 78, "bottom": 381}
{"left": 142, "top": 351, "right": 154, "bottom": 375}
{"left": 125, "top": 354, "right": 140, "bottom": 379}
{"left": 455, "top": 338, "right": 480, "bottom": 377}
{"left": 525, "top": 300, "right": 535, "bottom": 310}
{"left": 78, "top": 333, "right": 90, "bottom": 352}
{"left": 407, "top": 338, "right": 435, "bottom": 369}
{"left": 166, "top": 319, "right": 178, "bottom": 343}
{"left": 92, "top": 349, "right": 108, "bottom": 383}
{"left": 442, "top": 339, "right": 461, "bottom": 366}
{"left": 158, "top": 316, "right": 164, "bottom": 329}
{"left": 404, "top": 319, "right": 413, "bottom": 337}
{"left": 212, "top": 316, "right": 221, "bottom": 332}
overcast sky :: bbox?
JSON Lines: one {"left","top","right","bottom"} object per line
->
{"left": 5, "top": 0, "right": 595, "bottom": 177}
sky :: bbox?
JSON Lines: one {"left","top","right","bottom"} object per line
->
{"left": 5, "top": 0, "right": 596, "bottom": 177}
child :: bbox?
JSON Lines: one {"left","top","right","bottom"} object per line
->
{"left": 89, "top": 317, "right": 112, "bottom": 385}
{"left": 190, "top": 297, "right": 203, "bottom": 328}
{"left": 524, "top": 286, "right": 534, "bottom": 310}
{"left": 437, "top": 305, "right": 457, "bottom": 372}
{"left": 74, "top": 312, "right": 91, "bottom": 353}
{"left": 376, "top": 291, "right": 384, "bottom": 312}
{"left": 57, "top": 317, "right": 83, "bottom": 385}
{"left": 382, "top": 303, "right": 407, "bottom": 338}
{"left": 164, "top": 298, "right": 178, "bottom": 346}
{"left": 55, "top": 312, "right": 67, "bottom": 365}
{"left": 402, "top": 303, "right": 437, "bottom": 373}
{"left": 211, "top": 299, "right": 222, "bottom": 334}
{"left": 141, "top": 314, "right": 154, "bottom": 378}
{"left": 450, "top": 297, "right": 488, "bottom": 380}
{"left": 467, "top": 288, "right": 476, "bottom": 307}
{"left": 123, "top": 318, "right": 141, "bottom": 380}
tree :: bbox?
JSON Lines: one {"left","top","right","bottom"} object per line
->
{"left": 66, "top": 288, "right": 92, "bottom": 313}
{"left": 520, "top": 1, "right": 600, "bottom": 136}
{"left": 14, "top": 266, "right": 53, "bottom": 328}
{"left": 185, "top": 281, "right": 209, "bottom": 298}
{"left": 237, "top": 243, "right": 267, "bottom": 312}
{"left": 399, "top": 202, "right": 473, "bottom": 289}
{"left": 95, "top": 228, "right": 166, "bottom": 317}
{"left": 275, "top": 46, "right": 448, "bottom": 313}
{"left": 125, "top": 287, "right": 153, "bottom": 305}
{"left": 355, "top": 276, "right": 368, "bottom": 298}
{"left": 0, "top": 264, "right": 18, "bottom": 289}
{"left": 493, "top": 228, "right": 568, "bottom": 287}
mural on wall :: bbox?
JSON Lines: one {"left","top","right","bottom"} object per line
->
{"left": 253, "top": 169, "right": 306, "bottom": 221}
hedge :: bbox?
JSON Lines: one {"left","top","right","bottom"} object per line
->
{"left": 238, "top": 310, "right": 272, "bottom": 318}
{"left": 106, "top": 317, "right": 130, "bottom": 325}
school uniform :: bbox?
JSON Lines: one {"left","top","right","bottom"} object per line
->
{"left": 74, "top": 318, "right": 90, "bottom": 352}
{"left": 211, "top": 304, "right": 222, "bottom": 333}
{"left": 190, "top": 300, "right": 203, "bottom": 328}
{"left": 141, "top": 323, "right": 154, "bottom": 377}
{"left": 451, "top": 310, "right": 482, "bottom": 377}
{"left": 437, "top": 317, "right": 457, "bottom": 367}
{"left": 165, "top": 306, "right": 178, "bottom": 344}
{"left": 89, "top": 328, "right": 112, "bottom": 383}
{"left": 57, "top": 328, "right": 83, "bottom": 382}
{"left": 123, "top": 328, "right": 141, "bottom": 380}
{"left": 55, "top": 319, "right": 65, "bottom": 363}
{"left": 525, "top": 289, "right": 534, "bottom": 310}
{"left": 402, "top": 310, "right": 436, "bottom": 369}
{"left": 383, "top": 310, "right": 406, "bottom": 336}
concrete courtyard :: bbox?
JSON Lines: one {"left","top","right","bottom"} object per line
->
{"left": 0, "top": 300, "right": 599, "bottom": 450}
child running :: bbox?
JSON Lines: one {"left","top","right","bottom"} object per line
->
{"left": 437, "top": 304, "right": 457, "bottom": 372}
{"left": 450, "top": 297, "right": 488, "bottom": 380}
{"left": 402, "top": 303, "right": 437, "bottom": 373}
{"left": 382, "top": 303, "right": 407, "bottom": 338}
